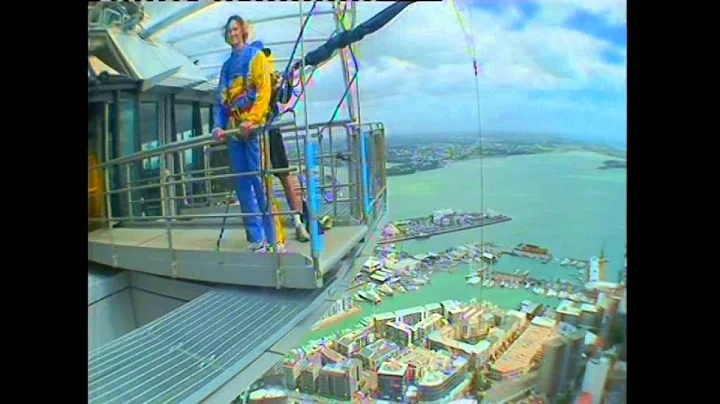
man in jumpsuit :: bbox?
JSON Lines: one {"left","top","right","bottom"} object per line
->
{"left": 212, "top": 15, "right": 280, "bottom": 252}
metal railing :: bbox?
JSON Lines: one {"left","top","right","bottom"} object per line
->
{"left": 88, "top": 120, "right": 387, "bottom": 282}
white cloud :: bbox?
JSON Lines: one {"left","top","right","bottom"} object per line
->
{"left": 300, "top": 1, "right": 626, "bottom": 99}
{"left": 146, "top": 0, "right": 626, "bottom": 142}
{"left": 546, "top": 0, "right": 627, "bottom": 26}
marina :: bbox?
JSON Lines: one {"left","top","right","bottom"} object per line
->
{"left": 346, "top": 237, "right": 596, "bottom": 315}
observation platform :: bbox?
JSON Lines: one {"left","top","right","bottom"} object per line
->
{"left": 88, "top": 223, "right": 368, "bottom": 290}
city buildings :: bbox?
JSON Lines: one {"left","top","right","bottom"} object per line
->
{"left": 358, "top": 339, "right": 400, "bottom": 371}
{"left": 320, "top": 346, "right": 346, "bottom": 365}
{"left": 395, "top": 346, "right": 451, "bottom": 383}
{"left": 247, "top": 388, "right": 288, "bottom": 404}
{"left": 335, "top": 325, "right": 373, "bottom": 357}
{"left": 416, "top": 355, "right": 470, "bottom": 402}
{"left": 395, "top": 306, "right": 426, "bottom": 326}
{"left": 558, "top": 323, "right": 586, "bottom": 389}
{"left": 556, "top": 299, "right": 603, "bottom": 332}
{"left": 253, "top": 296, "right": 623, "bottom": 404}
{"left": 489, "top": 317, "right": 554, "bottom": 381}
{"left": 413, "top": 313, "right": 444, "bottom": 345}
{"left": 384, "top": 321, "right": 414, "bottom": 347}
{"left": 373, "top": 312, "right": 397, "bottom": 336}
{"left": 317, "top": 359, "right": 361, "bottom": 400}
{"left": 605, "top": 361, "right": 627, "bottom": 404}
{"left": 581, "top": 356, "right": 612, "bottom": 404}
{"left": 424, "top": 302, "right": 443, "bottom": 317}
{"left": 520, "top": 300, "right": 544, "bottom": 319}
{"left": 538, "top": 335, "right": 568, "bottom": 399}
{"left": 299, "top": 360, "right": 320, "bottom": 394}
{"left": 282, "top": 359, "right": 302, "bottom": 391}
{"left": 537, "top": 322, "right": 586, "bottom": 401}
{"left": 377, "top": 361, "right": 409, "bottom": 401}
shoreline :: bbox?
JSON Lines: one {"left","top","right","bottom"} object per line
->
{"left": 311, "top": 305, "right": 363, "bottom": 331}
{"left": 388, "top": 148, "right": 627, "bottom": 178}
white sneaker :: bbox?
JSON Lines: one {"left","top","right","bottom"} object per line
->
{"left": 295, "top": 224, "right": 310, "bottom": 243}
{"left": 248, "top": 242, "right": 265, "bottom": 252}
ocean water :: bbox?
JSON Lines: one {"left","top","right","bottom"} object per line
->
{"left": 305, "top": 150, "right": 626, "bottom": 341}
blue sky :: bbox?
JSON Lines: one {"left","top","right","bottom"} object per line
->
{"left": 148, "top": 0, "right": 627, "bottom": 147}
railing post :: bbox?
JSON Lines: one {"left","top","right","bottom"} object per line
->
{"left": 125, "top": 164, "right": 133, "bottom": 218}
{"left": 307, "top": 142, "right": 323, "bottom": 284}
{"left": 327, "top": 126, "right": 339, "bottom": 221}
{"left": 299, "top": 0, "right": 323, "bottom": 285}
{"left": 159, "top": 151, "right": 177, "bottom": 278}
{"left": 358, "top": 125, "right": 371, "bottom": 224}
{"left": 103, "top": 103, "right": 118, "bottom": 267}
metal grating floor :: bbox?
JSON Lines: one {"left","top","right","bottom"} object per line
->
{"left": 88, "top": 286, "right": 323, "bottom": 404}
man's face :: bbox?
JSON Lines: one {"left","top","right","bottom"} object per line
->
{"left": 228, "top": 20, "right": 244, "bottom": 47}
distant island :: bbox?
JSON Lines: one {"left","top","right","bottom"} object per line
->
{"left": 598, "top": 160, "right": 627, "bottom": 170}
{"left": 382, "top": 133, "right": 627, "bottom": 177}
{"left": 286, "top": 132, "right": 627, "bottom": 177}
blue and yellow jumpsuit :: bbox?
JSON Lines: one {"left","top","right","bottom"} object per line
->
{"left": 215, "top": 41, "right": 276, "bottom": 245}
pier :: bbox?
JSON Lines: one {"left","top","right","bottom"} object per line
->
{"left": 378, "top": 213, "right": 512, "bottom": 245}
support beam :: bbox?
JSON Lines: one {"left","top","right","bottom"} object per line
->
{"left": 140, "top": 2, "right": 221, "bottom": 39}
{"left": 139, "top": 66, "right": 183, "bottom": 92}
{"left": 188, "top": 38, "right": 326, "bottom": 58}
{"left": 199, "top": 58, "right": 300, "bottom": 71}
{"left": 169, "top": 10, "right": 334, "bottom": 45}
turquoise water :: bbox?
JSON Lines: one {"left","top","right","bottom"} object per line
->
{"left": 306, "top": 150, "right": 626, "bottom": 341}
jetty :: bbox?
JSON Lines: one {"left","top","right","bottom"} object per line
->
{"left": 378, "top": 210, "right": 512, "bottom": 244}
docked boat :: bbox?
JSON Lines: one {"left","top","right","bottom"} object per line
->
{"left": 467, "top": 276, "right": 481, "bottom": 285}
{"left": 358, "top": 290, "right": 382, "bottom": 304}
{"left": 516, "top": 243, "right": 551, "bottom": 256}
{"left": 560, "top": 258, "right": 570, "bottom": 266}
{"left": 379, "top": 284, "right": 395, "bottom": 296}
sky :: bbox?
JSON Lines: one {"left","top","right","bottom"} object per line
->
{"left": 145, "top": 0, "right": 627, "bottom": 148}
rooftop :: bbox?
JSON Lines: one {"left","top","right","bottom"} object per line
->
{"left": 378, "top": 361, "right": 408, "bottom": 377}
{"left": 427, "top": 329, "right": 492, "bottom": 356}
{"left": 492, "top": 324, "right": 555, "bottom": 374}
{"left": 374, "top": 312, "right": 397, "bottom": 322}
{"left": 320, "top": 347, "right": 347, "bottom": 363}
{"left": 320, "top": 359, "right": 359, "bottom": 377}
{"left": 396, "top": 346, "right": 449, "bottom": 368}
{"left": 388, "top": 321, "right": 413, "bottom": 333}
{"left": 556, "top": 300, "right": 583, "bottom": 317}
{"left": 359, "top": 339, "right": 399, "bottom": 360}
{"left": 414, "top": 313, "right": 444, "bottom": 330}
{"left": 580, "top": 303, "right": 599, "bottom": 313}
{"left": 506, "top": 309, "right": 528, "bottom": 320}
{"left": 531, "top": 316, "right": 557, "bottom": 329}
